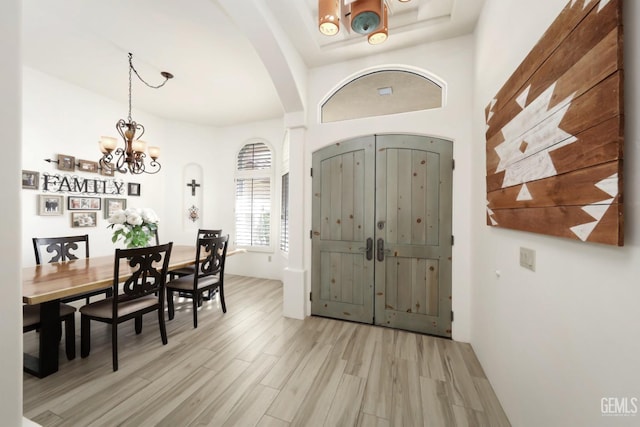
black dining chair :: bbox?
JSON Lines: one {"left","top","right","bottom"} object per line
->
{"left": 166, "top": 235, "right": 228, "bottom": 328}
{"left": 23, "top": 303, "right": 76, "bottom": 361}
{"left": 25, "top": 234, "right": 98, "bottom": 362}
{"left": 168, "top": 229, "right": 222, "bottom": 280}
{"left": 32, "top": 235, "right": 111, "bottom": 303}
{"left": 79, "top": 242, "right": 173, "bottom": 371}
{"left": 169, "top": 229, "right": 222, "bottom": 301}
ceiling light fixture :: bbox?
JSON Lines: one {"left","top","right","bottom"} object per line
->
{"left": 351, "top": 0, "right": 382, "bottom": 35}
{"left": 98, "top": 52, "right": 173, "bottom": 175}
{"left": 368, "top": 3, "right": 388, "bottom": 44}
{"left": 318, "top": 0, "right": 390, "bottom": 44}
{"left": 319, "top": 0, "right": 341, "bottom": 35}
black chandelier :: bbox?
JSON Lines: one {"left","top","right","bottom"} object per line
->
{"left": 98, "top": 53, "right": 173, "bottom": 175}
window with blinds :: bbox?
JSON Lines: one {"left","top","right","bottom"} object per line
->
{"left": 237, "top": 142, "right": 272, "bottom": 170}
{"left": 235, "top": 142, "right": 272, "bottom": 248}
{"left": 280, "top": 173, "right": 289, "bottom": 252}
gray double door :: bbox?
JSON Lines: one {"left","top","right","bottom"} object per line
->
{"left": 311, "top": 134, "right": 453, "bottom": 337}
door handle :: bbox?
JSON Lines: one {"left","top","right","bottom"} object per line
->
{"left": 377, "top": 238, "right": 385, "bottom": 262}
{"left": 358, "top": 238, "right": 374, "bottom": 261}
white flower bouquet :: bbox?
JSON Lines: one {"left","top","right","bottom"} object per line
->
{"left": 107, "top": 207, "right": 159, "bottom": 248}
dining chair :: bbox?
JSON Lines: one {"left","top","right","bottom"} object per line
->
{"left": 166, "top": 234, "right": 228, "bottom": 328}
{"left": 168, "top": 229, "right": 222, "bottom": 280}
{"left": 79, "top": 242, "right": 173, "bottom": 372}
{"left": 23, "top": 303, "right": 76, "bottom": 361}
{"left": 168, "top": 229, "right": 222, "bottom": 301}
{"left": 32, "top": 235, "right": 111, "bottom": 303}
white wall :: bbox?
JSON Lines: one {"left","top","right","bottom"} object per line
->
{"left": 472, "top": 1, "right": 640, "bottom": 425}
{"left": 304, "top": 35, "right": 475, "bottom": 341}
{"left": 21, "top": 68, "right": 286, "bottom": 280}
{"left": 21, "top": 67, "right": 167, "bottom": 265}
{"left": 164, "top": 118, "right": 287, "bottom": 280}
{"left": 1, "top": 0, "right": 25, "bottom": 424}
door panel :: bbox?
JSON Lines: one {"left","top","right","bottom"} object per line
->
{"left": 312, "top": 134, "right": 452, "bottom": 337}
{"left": 375, "top": 135, "right": 452, "bottom": 337}
{"left": 312, "top": 137, "right": 375, "bottom": 323}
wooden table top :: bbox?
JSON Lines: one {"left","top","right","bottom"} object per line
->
{"left": 23, "top": 245, "right": 245, "bottom": 305}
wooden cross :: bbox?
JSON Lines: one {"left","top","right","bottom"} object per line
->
{"left": 186, "top": 179, "right": 200, "bottom": 196}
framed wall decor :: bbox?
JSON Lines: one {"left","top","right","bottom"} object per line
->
{"left": 104, "top": 198, "right": 127, "bottom": 219}
{"left": 100, "top": 162, "right": 115, "bottom": 176}
{"left": 484, "top": 0, "right": 623, "bottom": 246}
{"left": 78, "top": 159, "right": 99, "bottom": 173}
{"left": 57, "top": 154, "right": 75, "bottom": 171}
{"left": 22, "top": 170, "right": 39, "bottom": 189}
{"left": 71, "top": 212, "right": 97, "bottom": 228}
{"left": 38, "top": 195, "right": 64, "bottom": 216}
{"left": 68, "top": 196, "right": 101, "bottom": 211}
{"left": 128, "top": 183, "right": 141, "bottom": 196}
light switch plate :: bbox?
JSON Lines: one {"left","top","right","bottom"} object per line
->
{"left": 520, "top": 247, "right": 536, "bottom": 271}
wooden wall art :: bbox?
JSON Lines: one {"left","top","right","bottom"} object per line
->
{"left": 485, "top": 0, "right": 624, "bottom": 246}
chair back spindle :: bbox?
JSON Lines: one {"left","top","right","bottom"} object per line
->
{"left": 33, "top": 235, "right": 89, "bottom": 264}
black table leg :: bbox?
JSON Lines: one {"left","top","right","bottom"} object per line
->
{"left": 23, "top": 300, "right": 60, "bottom": 378}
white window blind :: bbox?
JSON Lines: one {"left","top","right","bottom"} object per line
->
{"left": 280, "top": 173, "right": 289, "bottom": 252}
{"left": 237, "top": 142, "right": 272, "bottom": 170}
{"left": 235, "top": 142, "right": 272, "bottom": 248}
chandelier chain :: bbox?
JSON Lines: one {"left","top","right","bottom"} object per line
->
{"left": 128, "top": 52, "right": 171, "bottom": 90}
{"left": 128, "top": 53, "right": 133, "bottom": 122}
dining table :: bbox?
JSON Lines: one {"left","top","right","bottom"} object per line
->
{"left": 22, "top": 244, "right": 244, "bottom": 378}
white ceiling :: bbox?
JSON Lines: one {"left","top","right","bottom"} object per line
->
{"left": 21, "top": 0, "right": 484, "bottom": 128}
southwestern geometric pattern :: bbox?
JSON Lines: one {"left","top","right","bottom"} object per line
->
{"left": 485, "top": 0, "right": 624, "bottom": 246}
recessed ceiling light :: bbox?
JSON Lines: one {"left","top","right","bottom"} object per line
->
{"left": 378, "top": 87, "right": 393, "bottom": 96}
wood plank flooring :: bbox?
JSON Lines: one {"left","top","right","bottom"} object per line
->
{"left": 23, "top": 275, "right": 510, "bottom": 426}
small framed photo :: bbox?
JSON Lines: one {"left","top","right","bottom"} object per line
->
{"left": 68, "top": 196, "right": 101, "bottom": 211}
{"left": 71, "top": 212, "right": 97, "bottom": 228}
{"left": 78, "top": 159, "right": 99, "bottom": 173}
{"left": 57, "top": 154, "right": 75, "bottom": 172}
{"left": 100, "top": 162, "right": 115, "bottom": 176}
{"left": 38, "top": 195, "right": 64, "bottom": 216}
{"left": 104, "top": 198, "right": 127, "bottom": 219}
{"left": 128, "top": 183, "right": 141, "bottom": 196}
{"left": 22, "top": 170, "right": 39, "bottom": 189}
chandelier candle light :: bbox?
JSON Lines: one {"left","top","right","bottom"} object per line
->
{"left": 98, "top": 53, "right": 173, "bottom": 175}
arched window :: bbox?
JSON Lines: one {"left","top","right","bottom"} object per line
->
{"left": 235, "top": 141, "right": 273, "bottom": 248}
{"left": 321, "top": 69, "right": 444, "bottom": 122}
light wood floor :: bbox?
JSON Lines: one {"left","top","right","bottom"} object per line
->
{"left": 23, "top": 275, "right": 510, "bottom": 426}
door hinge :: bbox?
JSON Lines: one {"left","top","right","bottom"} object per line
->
{"left": 451, "top": 235, "right": 455, "bottom": 246}
{"left": 452, "top": 159, "right": 455, "bottom": 170}
{"left": 310, "top": 292, "right": 312, "bottom": 301}
{"left": 451, "top": 311, "right": 454, "bottom": 321}
{"left": 310, "top": 167, "right": 313, "bottom": 177}
{"left": 310, "top": 230, "right": 313, "bottom": 239}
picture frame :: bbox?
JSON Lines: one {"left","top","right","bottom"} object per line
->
{"left": 38, "top": 195, "right": 64, "bottom": 216}
{"left": 78, "top": 159, "right": 99, "bottom": 173}
{"left": 68, "top": 196, "right": 101, "bottom": 211}
{"left": 57, "top": 154, "right": 75, "bottom": 172}
{"left": 100, "top": 162, "right": 115, "bottom": 177}
{"left": 71, "top": 212, "right": 97, "bottom": 228}
{"left": 104, "top": 198, "right": 127, "bottom": 219}
{"left": 22, "top": 170, "right": 39, "bottom": 189}
{"left": 128, "top": 182, "right": 141, "bottom": 196}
